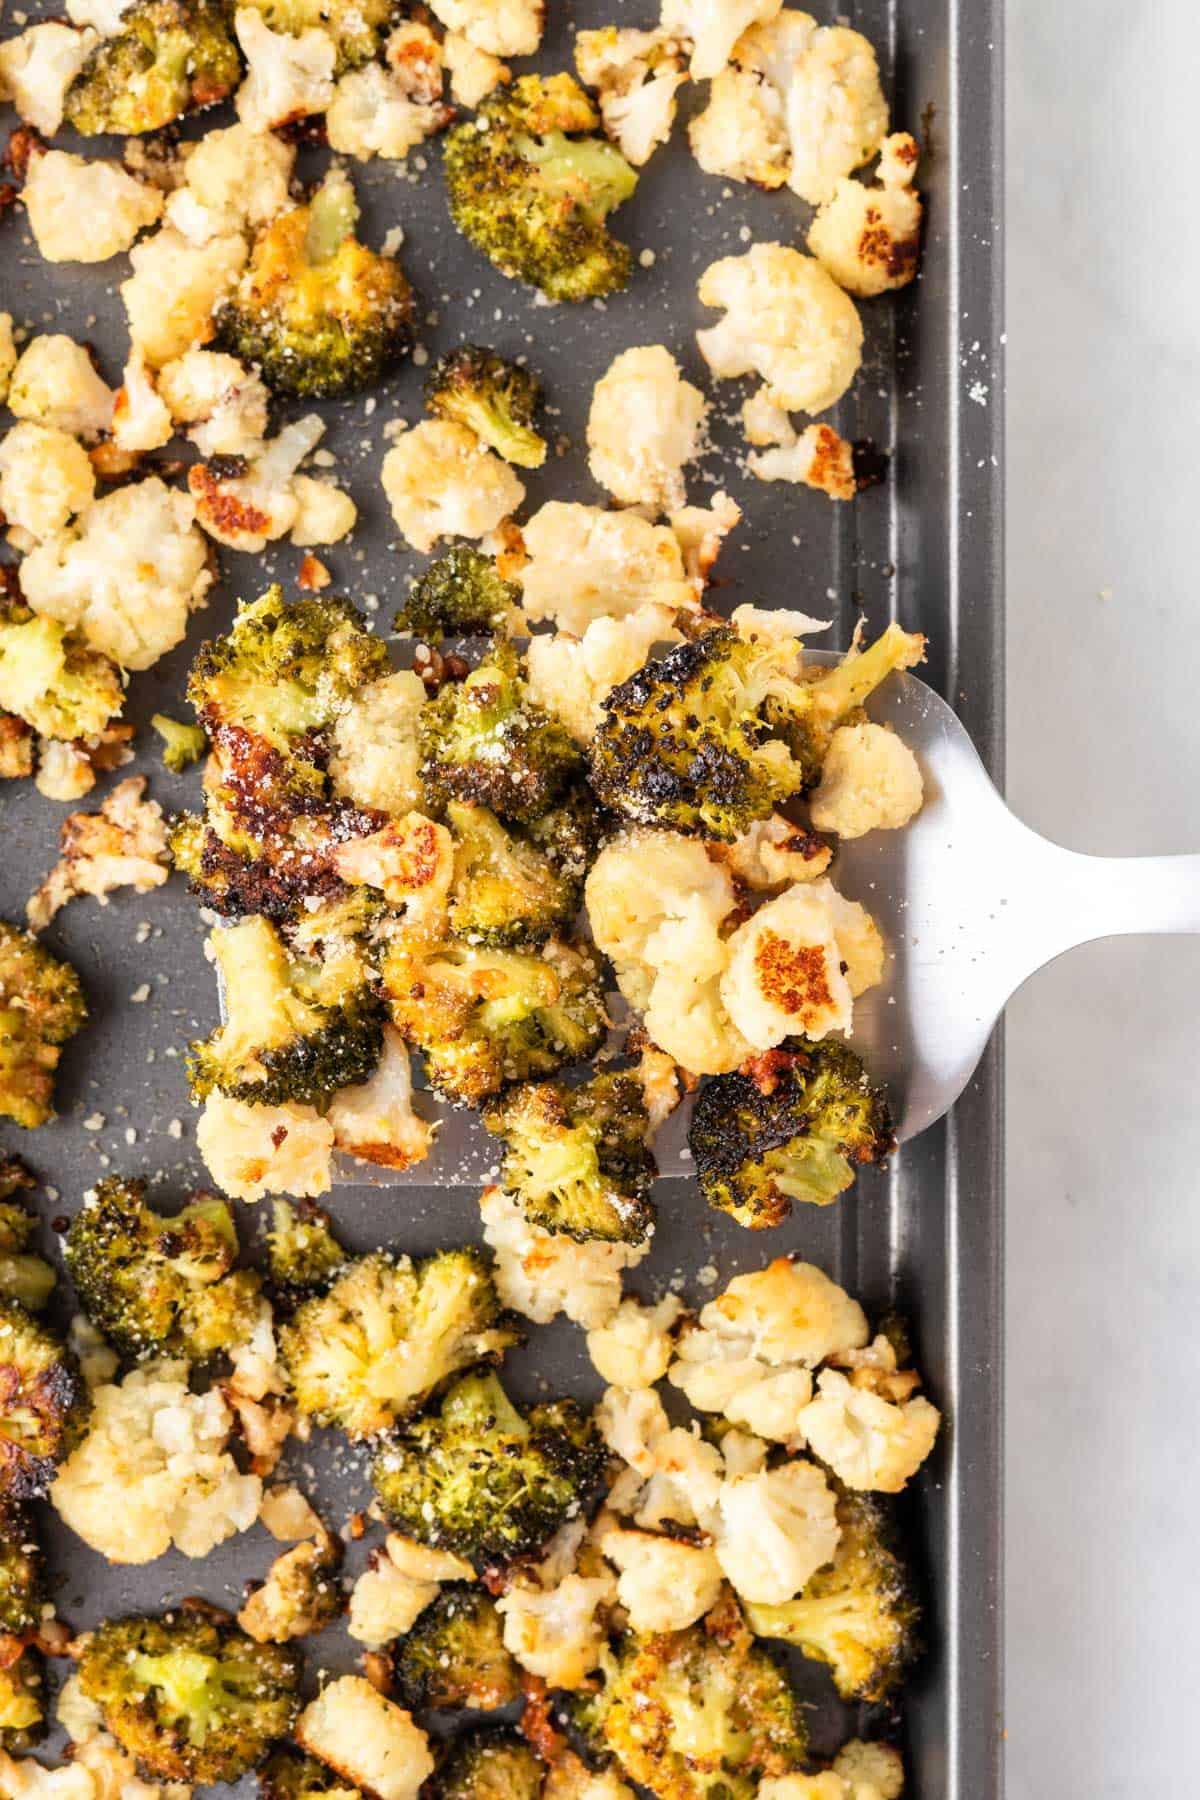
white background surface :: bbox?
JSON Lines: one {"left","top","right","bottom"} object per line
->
{"left": 1004, "top": 3, "right": 1200, "bottom": 1789}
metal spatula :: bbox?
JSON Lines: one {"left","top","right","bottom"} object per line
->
{"left": 335, "top": 651, "right": 1200, "bottom": 1184}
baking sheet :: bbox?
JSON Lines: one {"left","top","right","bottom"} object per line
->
{"left": 0, "top": 0, "right": 1005, "bottom": 1791}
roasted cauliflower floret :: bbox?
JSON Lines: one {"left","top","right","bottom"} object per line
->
{"left": 195, "top": 1094, "right": 335, "bottom": 1204}
{"left": 659, "top": 0, "right": 782, "bottom": 79}
{"left": 296, "top": 1677, "right": 432, "bottom": 1800}
{"left": 327, "top": 669, "right": 426, "bottom": 816}
{"left": 326, "top": 1025, "right": 434, "bottom": 1171}
{"left": 525, "top": 605, "right": 682, "bottom": 745}
{"left": 7, "top": 337, "right": 114, "bottom": 440}
{"left": 21, "top": 150, "right": 163, "bottom": 264}
{"left": 574, "top": 26, "right": 688, "bottom": 167}
{"left": 326, "top": 24, "right": 453, "bottom": 164}
{"left": 0, "top": 22, "right": 99, "bottom": 135}
{"left": 347, "top": 1534, "right": 474, "bottom": 1648}
{"left": 0, "top": 921, "right": 87, "bottom": 1130}
{"left": 479, "top": 1185, "right": 648, "bottom": 1330}
{"left": 483, "top": 1073, "right": 656, "bottom": 1245}
{"left": 429, "top": 0, "right": 542, "bottom": 58}
{"left": 600, "top": 1525, "right": 723, "bottom": 1634}
{"left": 808, "top": 722, "right": 923, "bottom": 838}
{"left": 63, "top": 0, "right": 240, "bottom": 133}
{"left": 382, "top": 421, "right": 525, "bottom": 556}
{"left": 26, "top": 776, "right": 168, "bottom": 930}
{"left": 163, "top": 120, "right": 295, "bottom": 246}
{"left": 517, "top": 501, "right": 698, "bottom": 633}
{"left": 794, "top": 1369, "right": 940, "bottom": 1493}
{"left": 233, "top": 7, "right": 336, "bottom": 132}
{"left": 586, "top": 346, "right": 707, "bottom": 515}
{"left": 237, "top": 0, "right": 400, "bottom": 74}
{"left": 586, "top": 1294, "right": 685, "bottom": 1391}
{"left": 697, "top": 243, "right": 862, "bottom": 415}
{"left": 713, "top": 1457, "right": 840, "bottom": 1605}
{"left": 808, "top": 135, "right": 921, "bottom": 297}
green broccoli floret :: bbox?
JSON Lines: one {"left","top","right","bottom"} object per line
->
{"left": 447, "top": 801, "right": 578, "bottom": 948}
{"left": 397, "top": 546, "right": 522, "bottom": 641}
{"left": 0, "top": 1503, "right": 42, "bottom": 1637}
{"left": 591, "top": 622, "right": 926, "bottom": 838}
{"left": 64, "top": 1175, "right": 262, "bottom": 1362}
{"left": 216, "top": 171, "right": 417, "bottom": 399}
{"left": 394, "top": 1586, "right": 521, "bottom": 1714}
{"left": 236, "top": 0, "right": 397, "bottom": 72}
{"left": 152, "top": 714, "right": 207, "bottom": 773}
{"left": 260, "top": 1748, "right": 365, "bottom": 1800}
{"left": 266, "top": 1199, "right": 347, "bottom": 1311}
{"left": 0, "top": 1199, "right": 55, "bottom": 1314}
{"left": 743, "top": 1491, "right": 920, "bottom": 1703}
{"left": 429, "top": 1729, "right": 544, "bottom": 1800}
{"left": 444, "top": 73, "right": 638, "bottom": 302}
{"left": 420, "top": 641, "right": 583, "bottom": 822}
{"left": 280, "top": 1247, "right": 520, "bottom": 1440}
{"left": 372, "top": 1370, "right": 605, "bottom": 1570}
{"left": 0, "top": 1649, "right": 43, "bottom": 1751}
{"left": 0, "top": 604, "right": 123, "bottom": 744}
{"left": 383, "top": 934, "right": 608, "bottom": 1107}
{"left": 425, "top": 347, "right": 546, "bottom": 470}
{"left": 521, "top": 783, "right": 602, "bottom": 892}
{"left": 188, "top": 916, "right": 383, "bottom": 1106}
{"left": 79, "top": 1612, "right": 302, "bottom": 1785}
{"left": 0, "top": 1297, "right": 88, "bottom": 1500}
{"left": 689, "top": 1041, "right": 895, "bottom": 1229}
{"left": 483, "top": 1072, "right": 654, "bottom": 1244}
{"left": 64, "top": 0, "right": 240, "bottom": 133}
{"left": 0, "top": 921, "right": 87, "bottom": 1130}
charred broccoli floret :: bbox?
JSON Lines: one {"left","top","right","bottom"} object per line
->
{"left": 279, "top": 1247, "right": 520, "bottom": 1439}
{"left": 689, "top": 1042, "right": 895, "bottom": 1229}
{"left": 0, "top": 1650, "right": 43, "bottom": 1751}
{"left": 522, "top": 784, "right": 602, "bottom": 891}
{"left": 483, "top": 1072, "right": 654, "bottom": 1244}
{"left": 0, "top": 1504, "right": 42, "bottom": 1637}
{"left": 0, "top": 922, "right": 87, "bottom": 1130}
{"left": 394, "top": 1586, "right": 521, "bottom": 1714}
{"left": 744, "top": 1492, "right": 919, "bottom": 1702}
{"left": 0, "top": 604, "right": 123, "bottom": 744}
{"left": 79, "top": 1612, "right": 302, "bottom": 1785}
{"left": 188, "top": 916, "right": 383, "bottom": 1106}
{"left": 591, "top": 622, "right": 926, "bottom": 838}
{"left": 152, "top": 714, "right": 207, "bottom": 773}
{"left": 260, "top": 1747, "right": 365, "bottom": 1800}
{"left": 217, "top": 170, "right": 417, "bottom": 398}
{"left": 372, "top": 1370, "right": 605, "bottom": 1570}
{"left": 0, "top": 1297, "right": 87, "bottom": 1499}
{"left": 64, "top": 0, "right": 240, "bottom": 134}
{"left": 447, "top": 801, "right": 578, "bottom": 948}
{"left": 444, "top": 73, "right": 638, "bottom": 302}
{"left": 383, "top": 935, "right": 608, "bottom": 1107}
{"left": 266, "top": 1199, "right": 347, "bottom": 1310}
{"left": 430, "top": 1729, "right": 544, "bottom": 1800}
{"left": 236, "top": 0, "right": 396, "bottom": 72}
{"left": 420, "top": 641, "right": 583, "bottom": 822}
{"left": 397, "top": 546, "right": 522, "bottom": 641}
{"left": 425, "top": 347, "right": 546, "bottom": 470}
{"left": 64, "top": 1175, "right": 261, "bottom": 1362}
{"left": 0, "top": 1198, "right": 54, "bottom": 1314}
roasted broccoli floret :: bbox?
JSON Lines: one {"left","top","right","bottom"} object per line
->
{"left": 0, "top": 1504, "right": 42, "bottom": 1637}
{"left": 0, "top": 922, "right": 87, "bottom": 1130}
{"left": 591, "top": 622, "right": 926, "bottom": 838}
{"left": 0, "top": 1297, "right": 87, "bottom": 1499}
{"left": 522, "top": 783, "right": 602, "bottom": 891}
{"left": 425, "top": 347, "right": 546, "bottom": 470}
{"left": 0, "top": 604, "right": 123, "bottom": 744}
{"left": 743, "top": 1492, "right": 920, "bottom": 1702}
{"left": 236, "top": 0, "right": 396, "bottom": 72}
{"left": 79, "top": 1612, "right": 302, "bottom": 1785}
{"left": 217, "top": 170, "right": 416, "bottom": 398}
{"left": 447, "top": 801, "right": 578, "bottom": 948}
{"left": 420, "top": 641, "right": 583, "bottom": 822}
{"left": 65, "top": 1175, "right": 262, "bottom": 1362}
{"left": 483, "top": 1072, "right": 654, "bottom": 1244}
{"left": 260, "top": 1747, "right": 365, "bottom": 1800}
{"left": 594, "top": 1598, "right": 807, "bottom": 1800}
{"left": 372, "top": 1370, "right": 605, "bottom": 1570}
{"left": 397, "top": 546, "right": 522, "bottom": 641}
{"left": 444, "top": 73, "right": 638, "bottom": 302}
{"left": 430, "top": 1729, "right": 544, "bottom": 1800}
{"left": 188, "top": 916, "right": 383, "bottom": 1106}
{"left": 267, "top": 1199, "right": 347, "bottom": 1311}
{"left": 0, "top": 1201, "right": 55, "bottom": 1314}
{"left": 383, "top": 935, "right": 608, "bottom": 1107}
{"left": 394, "top": 1586, "right": 521, "bottom": 1714}
{"left": 152, "top": 714, "right": 207, "bottom": 773}
{"left": 0, "top": 1649, "right": 43, "bottom": 1751}
{"left": 689, "top": 1041, "right": 895, "bottom": 1229}
{"left": 64, "top": 0, "right": 240, "bottom": 133}
{"left": 280, "top": 1247, "right": 520, "bottom": 1439}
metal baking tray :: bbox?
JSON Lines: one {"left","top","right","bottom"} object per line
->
{"left": 0, "top": 0, "right": 1004, "bottom": 1791}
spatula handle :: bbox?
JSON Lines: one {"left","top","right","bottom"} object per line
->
{"left": 1042, "top": 849, "right": 1200, "bottom": 952}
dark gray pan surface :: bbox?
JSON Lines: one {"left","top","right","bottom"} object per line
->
{"left": 0, "top": 0, "right": 1004, "bottom": 1792}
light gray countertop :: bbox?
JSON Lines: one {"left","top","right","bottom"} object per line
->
{"left": 1005, "top": 1, "right": 1200, "bottom": 1787}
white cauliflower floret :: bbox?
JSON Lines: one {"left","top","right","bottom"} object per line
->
{"left": 689, "top": 62, "right": 788, "bottom": 186}
{"left": 525, "top": 603, "right": 681, "bottom": 745}
{"left": 238, "top": 1538, "right": 340, "bottom": 1643}
{"left": 188, "top": 415, "right": 342, "bottom": 552}
{"left": 0, "top": 23, "right": 97, "bottom": 134}
{"left": 0, "top": 317, "right": 14, "bottom": 407}
{"left": 479, "top": 1185, "right": 648, "bottom": 1329}
{"left": 669, "top": 489, "right": 741, "bottom": 593}
{"left": 698, "top": 242, "right": 862, "bottom": 415}
{"left": 599, "top": 1525, "right": 722, "bottom": 1633}
{"left": 290, "top": 475, "right": 357, "bottom": 546}
{"left": 809, "top": 722, "right": 924, "bottom": 839}
{"left": 19, "top": 478, "right": 211, "bottom": 671}
{"left": 586, "top": 345, "right": 707, "bottom": 515}
{"left": 595, "top": 1383, "right": 669, "bottom": 1479}
{"left": 327, "top": 1025, "right": 433, "bottom": 1171}
{"left": 518, "top": 503, "right": 698, "bottom": 633}
{"left": 121, "top": 227, "right": 248, "bottom": 368}
{"left": 164, "top": 122, "right": 295, "bottom": 245}
{"left": 8, "top": 337, "right": 114, "bottom": 440}
{"left": 795, "top": 1369, "right": 940, "bottom": 1492}
{"left": 51, "top": 1359, "right": 261, "bottom": 1563}
{"left": 328, "top": 669, "right": 426, "bottom": 816}
{"left": 26, "top": 776, "right": 169, "bottom": 930}
{"left": 719, "top": 879, "right": 853, "bottom": 1047}
{"left": 758, "top": 1776, "right": 847, "bottom": 1800}
{"left": 234, "top": 8, "right": 336, "bottom": 132}
{"left": 575, "top": 27, "right": 687, "bottom": 167}
{"left": 428, "top": 0, "right": 542, "bottom": 58}
{"left": 749, "top": 420, "right": 857, "bottom": 501}
{"left": 381, "top": 421, "right": 525, "bottom": 555}
{"left": 720, "top": 813, "right": 832, "bottom": 889}
{"left": 714, "top": 1459, "right": 839, "bottom": 1603}
{"left": 331, "top": 814, "right": 454, "bottom": 940}
{"left": 544, "top": 1753, "right": 636, "bottom": 1800}
{"left": 586, "top": 1294, "right": 685, "bottom": 1390}
{"left": 831, "top": 1740, "right": 905, "bottom": 1799}
{"left": 827, "top": 884, "right": 885, "bottom": 996}
{"left": 808, "top": 136, "right": 922, "bottom": 297}
{"left": 195, "top": 1094, "right": 335, "bottom": 1203}
{"left": 442, "top": 30, "right": 509, "bottom": 106}
{"left": 596, "top": 1387, "right": 725, "bottom": 1531}
{"left": 22, "top": 150, "right": 163, "bottom": 263}
{"left": 659, "top": 0, "right": 781, "bottom": 79}
{"left": 111, "top": 352, "right": 173, "bottom": 454}
{"left": 156, "top": 349, "right": 270, "bottom": 457}
{"left": 0, "top": 424, "right": 95, "bottom": 543}
{"left": 327, "top": 24, "right": 450, "bottom": 162}
{"left": 295, "top": 1677, "right": 433, "bottom": 1800}
{"left": 497, "top": 1572, "right": 615, "bottom": 1688}
{"left": 348, "top": 1535, "right": 473, "bottom": 1647}
{"left": 34, "top": 736, "right": 133, "bottom": 805}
